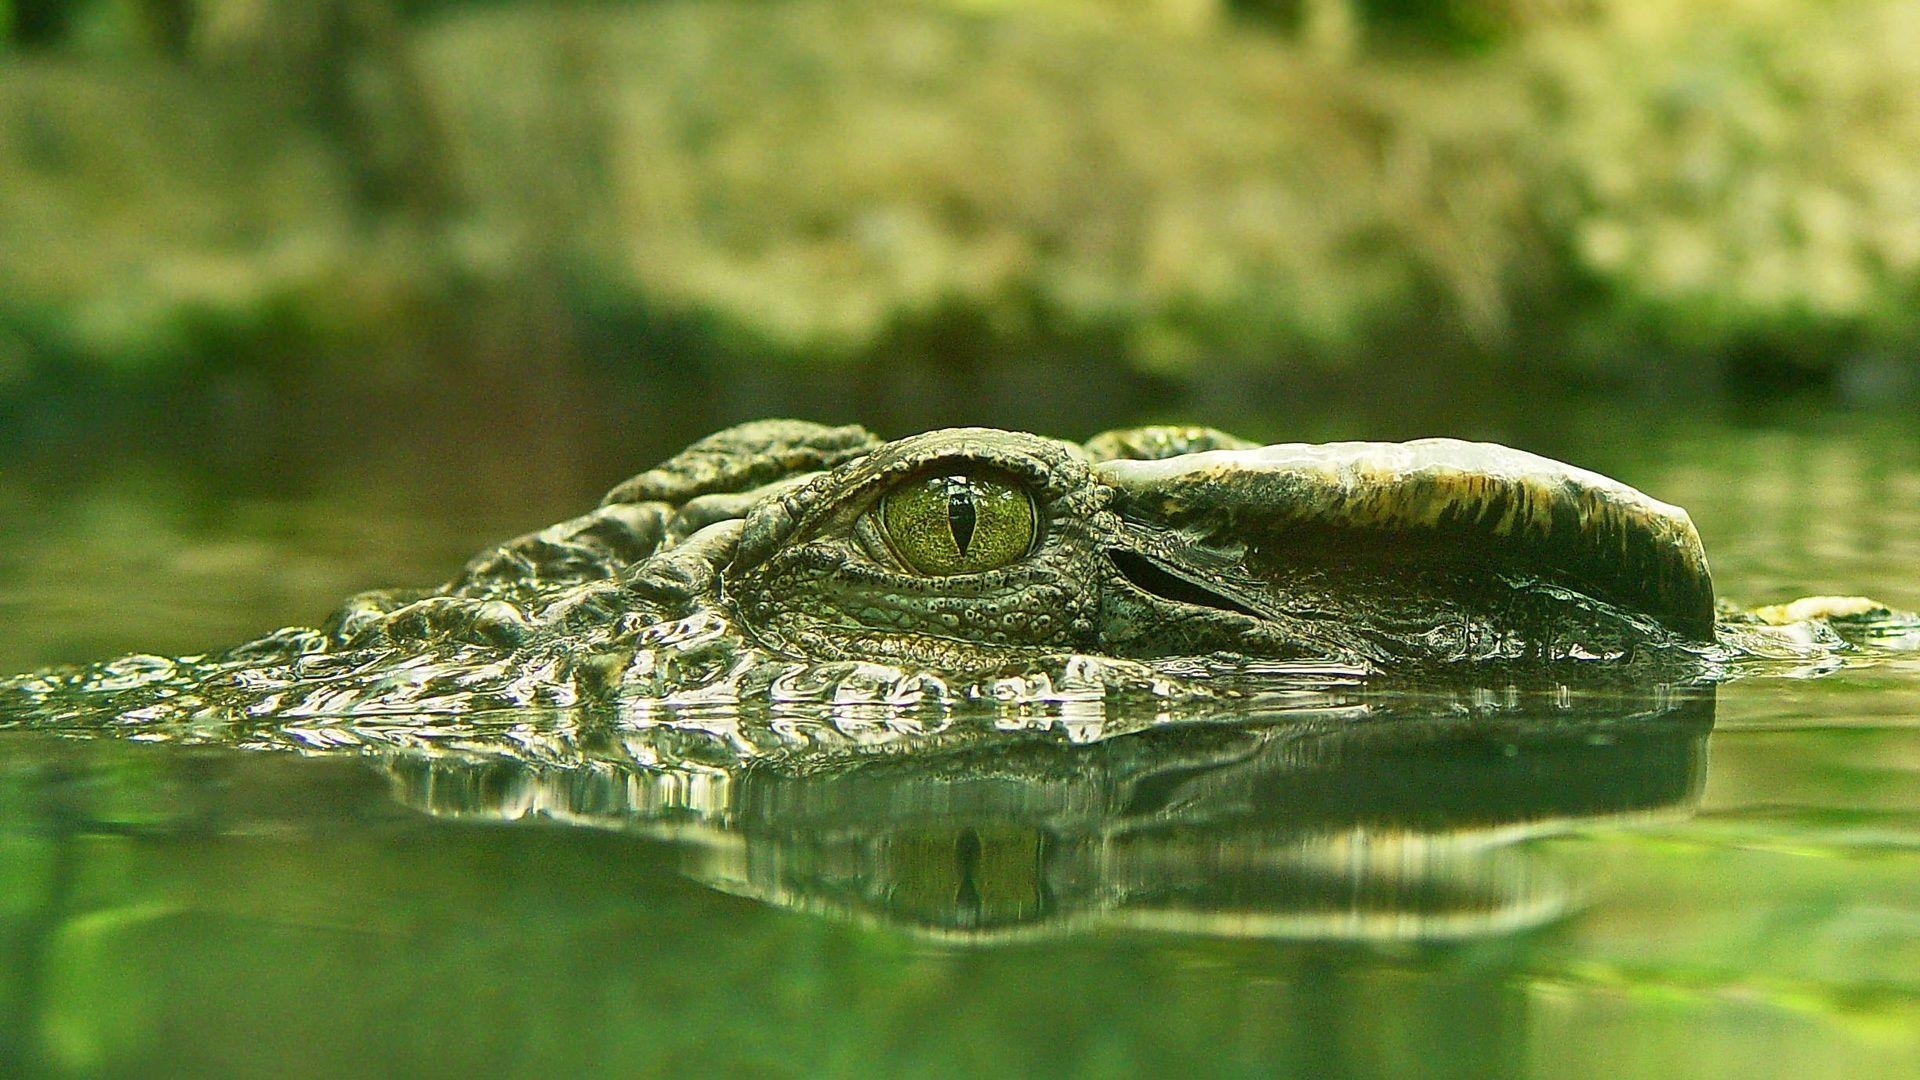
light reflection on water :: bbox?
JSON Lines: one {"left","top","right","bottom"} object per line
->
{"left": 0, "top": 689, "right": 1718, "bottom": 1077}
{"left": 1, "top": 416, "right": 1918, "bottom": 1077}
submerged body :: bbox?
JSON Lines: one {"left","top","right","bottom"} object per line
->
{"left": 2, "top": 421, "right": 1911, "bottom": 733}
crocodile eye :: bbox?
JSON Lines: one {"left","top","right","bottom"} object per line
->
{"left": 880, "top": 470, "right": 1036, "bottom": 576}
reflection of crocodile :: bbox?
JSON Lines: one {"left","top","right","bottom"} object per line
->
{"left": 2, "top": 420, "right": 1912, "bottom": 729}
{"left": 0, "top": 690, "right": 1714, "bottom": 944}
{"left": 354, "top": 691, "right": 1717, "bottom": 940}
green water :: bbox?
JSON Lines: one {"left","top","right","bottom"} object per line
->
{"left": 2, "top": 416, "right": 1918, "bottom": 1078}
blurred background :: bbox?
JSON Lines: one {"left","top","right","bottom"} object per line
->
{"left": 3, "top": 0, "right": 1919, "bottom": 667}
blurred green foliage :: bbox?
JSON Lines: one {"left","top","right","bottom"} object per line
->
{"left": 2, "top": 0, "right": 1917, "bottom": 414}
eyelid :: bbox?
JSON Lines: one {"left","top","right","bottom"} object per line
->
{"left": 870, "top": 452, "right": 1052, "bottom": 496}
{"left": 851, "top": 510, "right": 905, "bottom": 570}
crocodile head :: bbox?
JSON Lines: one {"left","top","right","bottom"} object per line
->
{"left": 700, "top": 422, "right": 1714, "bottom": 676}
{"left": 3, "top": 420, "right": 1720, "bottom": 726}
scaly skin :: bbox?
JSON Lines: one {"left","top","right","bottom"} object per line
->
{"left": 2, "top": 420, "right": 1913, "bottom": 733}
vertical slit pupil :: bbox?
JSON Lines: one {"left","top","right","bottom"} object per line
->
{"left": 954, "top": 828, "right": 982, "bottom": 912}
{"left": 945, "top": 477, "right": 978, "bottom": 558}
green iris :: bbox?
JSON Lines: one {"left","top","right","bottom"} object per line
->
{"left": 880, "top": 471, "right": 1036, "bottom": 576}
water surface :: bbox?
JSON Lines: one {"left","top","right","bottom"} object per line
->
{"left": 1, "top": 415, "right": 1917, "bottom": 1078}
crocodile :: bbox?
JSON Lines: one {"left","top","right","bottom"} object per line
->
{"left": 2, "top": 419, "right": 1912, "bottom": 740}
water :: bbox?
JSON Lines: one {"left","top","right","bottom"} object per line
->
{"left": 1, "top": 414, "right": 1918, "bottom": 1078}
